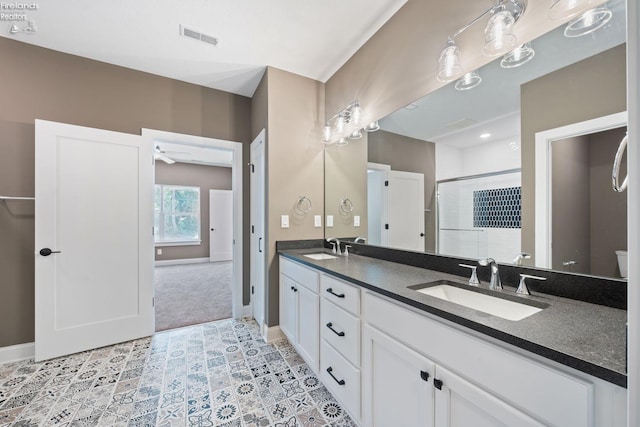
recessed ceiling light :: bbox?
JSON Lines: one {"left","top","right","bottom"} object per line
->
{"left": 404, "top": 103, "right": 419, "bottom": 111}
{"left": 480, "top": 133, "right": 491, "bottom": 139}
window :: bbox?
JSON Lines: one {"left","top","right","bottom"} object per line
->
{"left": 154, "top": 185, "right": 201, "bottom": 245}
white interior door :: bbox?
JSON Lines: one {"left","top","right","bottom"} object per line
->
{"left": 209, "top": 189, "right": 233, "bottom": 262}
{"left": 386, "top": 170, "right": 425, "bottom": 252}
{"left": 250, "top": 130, "right": 266, "bottom": 332}
{"left": 35, "top": 119, "right": 154, "bottom": 362}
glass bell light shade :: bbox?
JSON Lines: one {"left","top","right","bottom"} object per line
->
{"left": 322, "top": 124, "right": 332, "bottom": 143}
{"left": 349, "top": 129, "right": 363, "bottom": 140}
{"left": 549, "top": 0, "right": 593, "bottom": 20}
{"left": 564, "top": 6, "right": 612, "bottom": 37}
{"left": 437, "top": 42, "right": 462, "bottom": 82}
{"left": 335, "top": 115, "right": 345, "bottom": 133}
{"left": 350, "top": 103, "right": 362, "bottom": 126}
{"left": 500, "top": 42, "right": 535, "bottom": 68}
{"left": 364, "top": 121, "right": 380, "bottom": 132}
{"left": 483, "top": 10, "right": 517, "bottom": 57}
{"left": 336, "top": 137, "right": 348, "bottom": 146}
{"left": 455, "top": 71, "right": 482, "bottom": 91}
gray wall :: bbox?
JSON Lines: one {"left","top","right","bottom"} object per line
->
{"left": 155, "top": 162, "right": 232, "bottom": 261}
{"left": 521, "top": 44, "right": 626, "bottom": 266}
{"left": 552, "top": 136, "right": 591, "bottom": 273}
{"left": 589, "top": 127, "right": 628, "bottom": 277}
{"left": 368, "top": 130, "right": 436, "bottom": 252}
{"left": 0, "top": 37, "right": 252, "bottom": 347}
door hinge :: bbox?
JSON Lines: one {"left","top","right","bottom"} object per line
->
{"left": 384, "top": 180, "right": 389, "bottom": 186}
{"left": 152, "top": 226, "right": 155, "bottom": 236}
{"left": 249, "top": 163, "right": 255, "bottom": 173}
{"left": 420, "top": 370, "right": 430, "bottom": 382}
{"left": 434, "top": 379, "right": 443, "bottom": 390}
{"left": 251, "top": 225, "right": 255, "bottom": 234}
{"left": 152, "top": 297, "right": 155, "bottom": 307}
{"left": 251, "top": 286, "right": 255, "bottom": 295}
{"left": 385, "top": 224, "right": 389, "bottom": 230}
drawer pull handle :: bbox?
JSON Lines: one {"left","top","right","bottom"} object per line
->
{"left": 326, "top": 322, "right": 345, "bottom": 337}
{"left": 291, "top": 286, "right": 297, "bottom": 292}
{"left": 326, "top": 367, "right": 345, "bottom": 386}
{"left": 326, "top": 288, "right": 345, "bottom": 298}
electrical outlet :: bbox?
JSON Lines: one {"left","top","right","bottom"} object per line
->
{"left": 326, "top": 215, "right": 334, "bottom": 227}
{"left": 157, "top": 248, "right": 162, "bottom": 255}
{"left": 314, "top": 215, "right": 322, "bottom": 227}
{"left": 354, "top": 215, "right": 361, "bottom": 227}
{"left": 281, "top": 215, "right": 290, "bottom": 228}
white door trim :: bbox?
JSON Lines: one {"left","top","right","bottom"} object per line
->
{"left": 251, "top": 129, "right": 266, "bottom": 334}
{"left": 142, "top": 129, "right": 244, "bottom": 319}
{"left": 534, "top": 111, "right": 628, "bottom": 268}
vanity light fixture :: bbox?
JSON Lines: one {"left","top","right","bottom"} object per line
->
{"left": 564, "top": 5, "right": 612, "bottom": 37}
{"left": 437, "top": 0, "right": 526, "bottom": 83}
{"left": 322, "top": 101, "right": 373, "bottom": 145}
{"left": 455, "top": 71, "right": 482, "bottom": 91}
{"left": 500, "top": 42, "right": 535, "bottom": 68}
{"left": 548, "top": 0, "right": 594, "bottom": 20}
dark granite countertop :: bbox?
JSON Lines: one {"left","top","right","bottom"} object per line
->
{"left": 279, "top": 248, "right": 627, "bottom": 388}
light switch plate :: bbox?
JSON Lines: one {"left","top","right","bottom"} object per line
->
{"left": 281, "top": 215, "right": 289, "bottom": 228}
{"left": 326, "top": 215, "right": 334, "bottom": 227}
{"left": 314, "top": 215, "right": 322, "bottom": 227}
{"left": 354, "top": 215, "right": 360, "bottom": 227}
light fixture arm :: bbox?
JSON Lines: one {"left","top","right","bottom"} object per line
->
{"left": 447, "top": 0, "right": 526, "bottom": 42}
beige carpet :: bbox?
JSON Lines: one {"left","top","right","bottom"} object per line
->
{"left": 154, "top": 261, "right": 233, "bottom": 331}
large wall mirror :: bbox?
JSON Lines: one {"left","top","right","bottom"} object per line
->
{"left": 324, "top": 0, "right": 627, "bottom": 280}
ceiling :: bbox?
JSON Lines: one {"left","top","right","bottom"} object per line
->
{"left": 380, "top": 0, "right": 626, "bottom": 148}
{"left": 2, "top": 0, "right": 407, "bottom": 97}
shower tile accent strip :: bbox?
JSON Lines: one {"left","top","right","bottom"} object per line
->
{"left": 0, "top": 318, "right": 355, "bottom": 427}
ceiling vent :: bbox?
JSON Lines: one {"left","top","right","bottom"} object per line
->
{"left": 445, "top": 117, "right": 478, "bottom": 130}
{"left": 179, "top": 25, "right": 219, "bottom": 47}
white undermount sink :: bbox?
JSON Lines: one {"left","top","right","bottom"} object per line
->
{"left": 304, "top": 253, "right": 338, "bottom": 260}
{"left": 414, "top": 282, "right": 545, "bottom": 321}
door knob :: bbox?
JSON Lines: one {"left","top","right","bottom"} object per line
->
{"left": 39, "top": 248, "right": 61, "bottom": 256}
{"left": 211, "top": 228, "right": 215, "bottom": 231}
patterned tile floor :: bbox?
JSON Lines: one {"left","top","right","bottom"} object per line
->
{"left": 0, "top": 318, "right": 356, "bottom": 427}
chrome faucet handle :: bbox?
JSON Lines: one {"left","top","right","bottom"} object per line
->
{"left": 329, "top": 242, "right": 338, "bottom": 254}
{"left": 458, "top": 264, "right": 480, "bottom": 286}
{"left": 512, "top": 252, "right": 531, "bottom": 266}
{"left": 344, "top": 245, "right": 352, "bottom": 256}
{"left": 516, "top": 274, "right": 547, "bottom": 296}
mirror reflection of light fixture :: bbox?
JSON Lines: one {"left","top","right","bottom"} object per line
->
{"left": 336, "top": 138, "right": 348, "bottom": 146}
{"left": 549, "top": 0, "right": 593, "bottom": 20}
{"left": 322, "top": 125, "right": 332, "bottom": 143}
{"left": 483, "top": 9, "right": 517, "bottom": 57}
{"left": 335, "top": 115, "right": 345, "bottom": 133}
{"left": 349, "top": 129, "right": 363, "bottom": 140}
{"left": 437, "top": 0, "right": 526, "bottom": 83}
{"left": 437, "top": 40, "right": 462, "bottom": 82}
{"left": 564, "top": 6, "right": 612, "bottom": 37}
{"left": 322, "top": 100, "right": 371, "bottom": 145}
{"left": 455, "top": 71, "right": 482, "bottom": 91}
{"left": 500, "top": 42, "right": 535, "bottom": 68}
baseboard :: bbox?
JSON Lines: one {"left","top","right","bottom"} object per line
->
{"left": 0, "top": 342, "right": 35, "bottom": 364}
{"left": 155, "top": 257, "right": 210, "bottom": 267}
{"left": 263, "top": 325, "right": 285, "bottom": 343}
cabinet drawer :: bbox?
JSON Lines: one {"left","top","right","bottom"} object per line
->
{"left": 320, "top": 341, "right": 361, "bottom": 423}
{"left": 321, "top": 299, "right": 360, "bottom": 366}
{"left": 280, "top": 257, "right": 319, "bottom": 292}
{"left": 321, "top": 274, "right": 360, "bottom": 315}
{"left": 364, "top": 292, "right": 593, "bottom": 427}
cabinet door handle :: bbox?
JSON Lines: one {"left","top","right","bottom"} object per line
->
{"left": 291, "top": 286, "right": 297, "bottom": 292}
{"left": 433, "top": 378, "right": 443, "bottom": 390}
{"left": 420, "top": 370, "right": 430, "bottom": 382}
{"left": 326, "top": 367, "right": 345, "bottom": 386}
{"left": 326, "top": 322, "right": 345, "bottom": 337}
{"left": 326, "top": 288, "right": 345, "bottom": 298}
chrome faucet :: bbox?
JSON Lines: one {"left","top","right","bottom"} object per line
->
{"left": 478, "top": 258, "right": 502, "bottom": 291}
{"left": 354, "top": 236, "right": 367, "bottom": 243}
{"left": 326, "top": 238, "right": 342, "bottom": 255}
{"left": 512, "top": 252, "right": 531, "bottom": 266}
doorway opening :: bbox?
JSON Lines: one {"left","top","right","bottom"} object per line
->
{"left": 142, "top": 129, "right": 244, "bottom": 332}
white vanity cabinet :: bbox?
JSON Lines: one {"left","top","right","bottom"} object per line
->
{"left": 319, "top": 273, "right": 362, "bottom": 423}
{"left": 363, "top": 291, "right": 627, "bottom": 427}
{"left": 279, "top": 257, "right": 320, "bottom": 372}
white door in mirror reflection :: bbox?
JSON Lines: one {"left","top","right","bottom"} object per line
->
{"left": 368, "top": 167, "right": 425, "bottom": 252}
